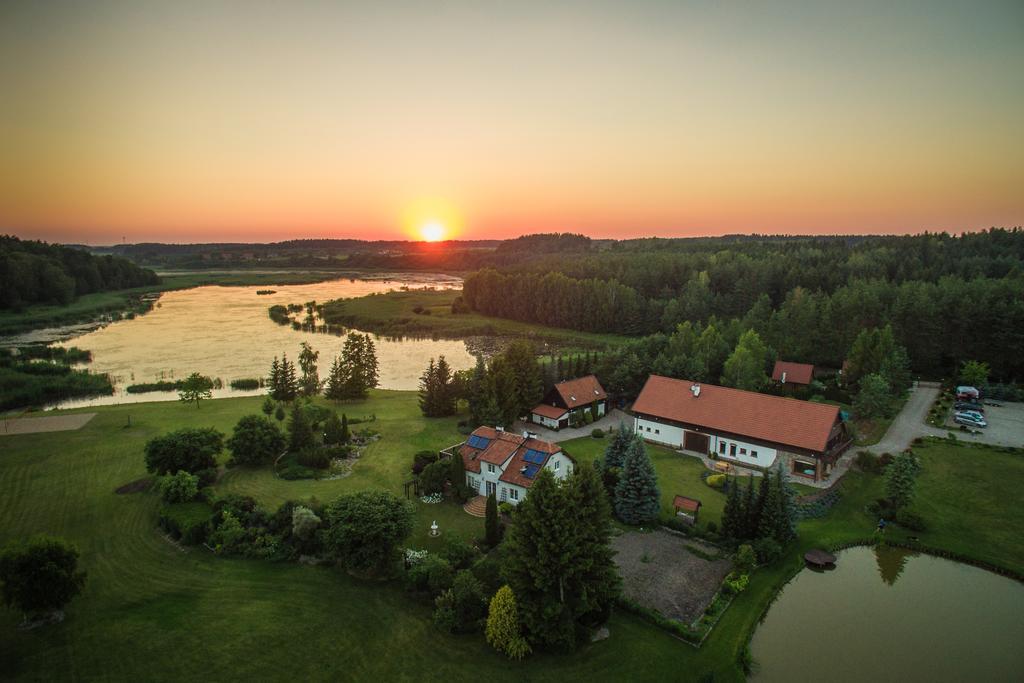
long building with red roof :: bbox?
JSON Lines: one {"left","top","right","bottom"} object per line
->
{"left": 455, "top": 426, "right": 575, "bottom": 504}
{"left": 632, "top": 375, "right": 851, "bottom": 482}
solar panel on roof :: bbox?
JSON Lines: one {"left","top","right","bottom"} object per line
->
{"left": 523, "top": 464, "right": 541, "bottom": 478}
{"left": 523, "top": 449, "right": 546, "bottom": 464}
{"left": 467, "top": 435, "right": 491, "bottom": 450}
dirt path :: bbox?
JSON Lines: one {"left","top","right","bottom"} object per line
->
{"left": 0, "top": 413, "right": 96, "bottom": 436}
{"left": 867, "top": 382, "right": 945, "bottom": 454}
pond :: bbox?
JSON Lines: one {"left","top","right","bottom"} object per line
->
{"left": 750, "top": 545, "right": 1024, "bottom": 682}
{"left": 18, "top": 273, "right": 476, "bottom": 408}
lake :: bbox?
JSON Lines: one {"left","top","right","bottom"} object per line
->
{"left": 750, "top": 545, "right": 1024, "bottom": 682}
{"left": 26, "top": 273, "right": 476, "bottom": 408}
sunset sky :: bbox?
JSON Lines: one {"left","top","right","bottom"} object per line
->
{"left": 2, "top": 0, "right": 1022, "bottom": 244}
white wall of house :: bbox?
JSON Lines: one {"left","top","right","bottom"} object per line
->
{"left": 635, "top": 415, "right": 779, "bottom": 468}
{"left": 635, "top": 415, "right": 685, "bottom": 448}
{"left": 531, "top": 412, "right": 565, "bottom": 429}
{"left": 545, "top": 452, "right": 574, "bottom": 480}
{"left": 710, "top": 434, "right": 777, "bottom": 468}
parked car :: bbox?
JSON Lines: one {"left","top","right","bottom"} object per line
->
{"left": 956, "top": 385, "right": 980, "bottom": 400}
{"left": 955, "top": 401, "right": 984, "bottom": 413}
{"left": 954, "top": 413, "right": 987, "bottom": 428}
{"left": 955, "top": 410, "right": 986, "bottom": 421}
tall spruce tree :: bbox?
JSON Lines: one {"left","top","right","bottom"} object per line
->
{"left": 721, "top": 477, "right": 744, "bottom": 539}
{"left": 449, "top": 448, "right": 467, "bottom": 500}
{"left": 502, "top": 469, "right": 577, "bottom": 650}
{"left": 287, "top": 401, "right": 314, "bottom": 452}
{"left": 324, "top": 356, "right": 345, "bottom": 400}
{"left": 279, "top": 353, "right": 298, "bottom": 401}
{"left": 756, "top": 469, "right": 782, "bottom": 542}
{"left": 885, "top": 451, "right": 921, "bottom": 511}
{"left": 775, "top": 462, "right": 798, "bottom": 543}
{"left": 418, "top": 358, "right": 438, "bottom": 416}
{"left": 565, "top": 462, "right": 621, "bottom": 627}
{"left": 614, "top": 436, "right": 660, "bottom": 525}
{"left": 743, "top": 475, "right": 760, "bottom": 539}
{"left": 467, "top": 356, "right": 489, "bottom": 427}
{"left": 601, "top": 422, "right": 633, "bottom": 470}
{"left": 268, "top": 357, "right": 282, "bottom": 399}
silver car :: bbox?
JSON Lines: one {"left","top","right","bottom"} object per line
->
{"left": 954, "top": 413, "right": 987, "bottom": 428}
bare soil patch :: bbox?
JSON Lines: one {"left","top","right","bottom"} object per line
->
{"left": 612, "top": 529, "right": 732, "bottom": 624}
{"left": 1, "top": 412, "right": 96, "bottom": 436}
{"left": 115, "top": 477, "right": 153, "bottom": 494}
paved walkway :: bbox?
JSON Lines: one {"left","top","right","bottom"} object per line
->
{"left": 867, "top": 381, "right": 944, "bottom": 454}
{"left": 1, "top": 413, "right": 96, "bottom": 436}
{"left": 513, "top": 409, "right": 632, "bottom": 443}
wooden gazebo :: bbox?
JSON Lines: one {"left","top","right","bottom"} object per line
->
{"left": 673, "top": 495, "right": 702, "bottom": 524}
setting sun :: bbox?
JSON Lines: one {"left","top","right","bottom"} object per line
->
{"left": 420, "top": 220, "right": 445, "bottom": 242}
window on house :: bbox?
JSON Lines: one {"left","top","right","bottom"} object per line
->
{"left": 719, "top": 442, "right": 726, "bottom": 454}
{"left": 487, "top": 463, "right": 495, "bottom": 473}
{"left": 553, "top": 460, "right": 560, "bottom": 470}
{"left": 730, "top": 444, "right": 737, "bottom": 457}
{"left": 655, "top": 429, "right": 660, "bottom": 435}
{"left": 751, "top": 450, "right": 758, "bottom": 458}
{"left": 740, "top": 448, "right": 747, "bottom": 455}
{"left": 510, "top": 489, "right": 519, "bottom": 501}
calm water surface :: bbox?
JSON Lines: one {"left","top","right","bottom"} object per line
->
{"left": 40, "top": 274, "right": 475, "bottom": 407}
{"left": 750, "top": 545, "right": 1024, "bottom": 682}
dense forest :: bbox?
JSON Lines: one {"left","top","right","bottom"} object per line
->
{"left": 0, "top": 236, "right": 159, "bottom": 309}
{"left": 461, "top": 230, "right": 1024, "bottom": 380}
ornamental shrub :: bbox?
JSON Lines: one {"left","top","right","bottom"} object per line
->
{"left": 722, "top": 572, "right": 749, "bottom": 595}
{"left": 158, "top": 470, "right": 199, "bottom": 504}
{"left": 753, "top": 537, "right": 782, "bottom": 565}
{"left": 433, "top": 570, "right": 487, "bottom": 634}
{"left": 735, "top": 544, "right": 756, "bottom": 574}
{"left": 486, "top": 585, "right": 532, "bottom": 660}
{"left": 419, "top": 460, "right": 449, "bottom": 495}
{"left": 591, "top": 428, "right": 604, "bottom": 439}
{"left": 895, "top": 509, "right": 927, "bottom": 532}
{"left": 706, "top": 474, "right": 726, "bottom": 489}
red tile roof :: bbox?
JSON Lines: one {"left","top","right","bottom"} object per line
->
{"left": 673, "top": 495, "right": 702, "bottom": 512}
{"left": 531, "top": 403, "right": 568, "bottom": 419}
{"left": 632, "top": 375, "right": 840, "bottom": 453}
{"left": 553, "top": 375, "right": 607, "bottom": 409}
{"left": 458, "top": 427, "right": 565, "bottom": 488}
{"left": 772, "top": 361, "right": 814, "bottom": 385}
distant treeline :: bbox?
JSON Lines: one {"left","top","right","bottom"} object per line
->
{"left": 0, "top": 235, "right": 160, "bottom": 309}
{"left": 462, "top": 229, "right": 1024, "bottom": 380}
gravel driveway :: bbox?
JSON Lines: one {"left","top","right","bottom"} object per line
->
{"left": 867, "top": 383, "right": 945, "bottom": 454}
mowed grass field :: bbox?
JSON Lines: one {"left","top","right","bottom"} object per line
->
{"left": 2, "top": 391, "right": 1022, "bottom": 681}
{"left": 0, "top": 393, "right": 743, "bottom": 682}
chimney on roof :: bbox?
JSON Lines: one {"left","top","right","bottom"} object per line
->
{"left": 496, "top": 426, "right": 504, "bottom": 432}
{"left": 781, "top": 371, "right": 787, "bottom": 384}
{"left": 691, "top": 383, "right": 701, "bottom": 398}
{"left": 522, "top": 430, "right": 529, "bottom": 438}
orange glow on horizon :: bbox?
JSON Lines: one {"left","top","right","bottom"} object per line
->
{"left": 419, "top": 220, "right": 445, "bottom": 242}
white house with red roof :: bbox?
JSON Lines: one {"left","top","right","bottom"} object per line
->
{"left": 457, "top": 426, "right": 575, "bottom": 504}
{"left": 530, "top": 375, "right": 607, "bottom": 430}
{"left": 632, "top": 375, "right": 851, "bottom": 482}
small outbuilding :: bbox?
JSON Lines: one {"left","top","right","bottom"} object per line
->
{"left": 530, "top": 375, "right": 607, "bottom": 430}
{"left": 772, "top": 360, "right": 815, "bottom": 386}
{"left": 673, "top": 495, "right": 702, "bottom": 524}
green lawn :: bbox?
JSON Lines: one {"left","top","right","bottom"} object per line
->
{"left": 1, "top": 393, "right": 1021, "bottom": 681}
{"left": 317, "top": 289, "right": 626, "bottom": 349}
{"left": 561, "top": 436, "right": 727, "bottom": 529}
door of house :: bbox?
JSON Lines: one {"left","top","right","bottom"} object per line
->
{"left": 558, "top": 418, "right": 569, "bottom": 429}
{"left": 486, "top": 481, "right": 496, "bottom": 496}
{"left": 684, "top": 431, "right": 710, "bottom": 454}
